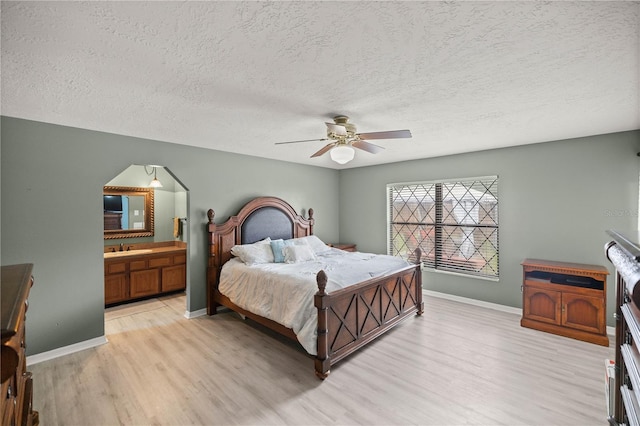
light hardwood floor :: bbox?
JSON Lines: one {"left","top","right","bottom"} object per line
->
{"left": 30, "top": 294, "right": 614, "bottom": 425}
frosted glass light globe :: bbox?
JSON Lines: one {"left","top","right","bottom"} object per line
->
{"left": 330, "top": 145, "right": 355, "bottom": 164}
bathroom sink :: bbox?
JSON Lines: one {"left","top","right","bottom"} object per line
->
{"left": 104, "top": 249, "right": 153, "bottom": 258}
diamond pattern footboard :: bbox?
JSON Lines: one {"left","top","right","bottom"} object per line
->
{"left": 314, "top": 263, "right": 423, "bottom": 379}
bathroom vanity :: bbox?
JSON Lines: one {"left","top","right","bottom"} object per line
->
{"left": 104, "top": 241, "right": 186, "bottom": 306}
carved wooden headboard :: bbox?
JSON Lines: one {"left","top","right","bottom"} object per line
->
{"left": 206, "top": 197, "right": 314, "bottom": 313}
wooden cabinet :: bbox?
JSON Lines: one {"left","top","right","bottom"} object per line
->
{"left": 521, "top": 258, "right": 609, "bottom": 346}
{"left": 104, "top": 250, "right": 186, "bottom": 306}
{"left": 1, "top": 264, "right": 39, "bottom": 426}
{"left": 605, "top": 230, "right": 640, "bottom": 425}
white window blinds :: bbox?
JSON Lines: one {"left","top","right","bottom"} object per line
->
{"left": 388, "top": 176, "right": 499, "bottom": 279}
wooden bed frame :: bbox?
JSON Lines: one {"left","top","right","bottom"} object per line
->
{"left": 206, "top": 196, "right": 423, "bottom": 379}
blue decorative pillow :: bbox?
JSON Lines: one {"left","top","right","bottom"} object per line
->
{"left": 270, "top": 239, "right": 287, "bottom": 263}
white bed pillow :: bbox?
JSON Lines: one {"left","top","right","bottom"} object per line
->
{"left": 289, "top": 235, "right": 331, "bottom": 255}
{"left": 283, "top": 244, "right": 317, "bottom": 264}
{"left": 231, "top": 238, "right": 274, "bottom": 265}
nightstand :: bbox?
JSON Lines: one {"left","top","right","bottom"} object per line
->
{"left": 328, "top": 243, "right": 357, "bottom": 252}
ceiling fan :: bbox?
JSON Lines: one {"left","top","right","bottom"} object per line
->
{"left": 275, "top": 115, "right": 411, "bottom": 164}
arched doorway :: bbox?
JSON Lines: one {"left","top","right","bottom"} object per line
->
{"left": 102, "top": 164, "right": 189, "bottom": 318}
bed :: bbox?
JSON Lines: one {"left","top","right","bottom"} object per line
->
{"left": 206, "top": 196, "right": 423, "bottom": 379}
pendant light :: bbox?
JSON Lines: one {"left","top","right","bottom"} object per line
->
{"left": 147, "top": 166, "right": 163, "bottom": 188}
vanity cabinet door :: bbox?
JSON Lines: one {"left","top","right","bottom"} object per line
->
{"left": 162, "top": 264, "right": 186, "bottom": 292}
{"left": 105, "top": 274, "right": 128, "bottom": 304}
{"left": 130, "top": 269, "right": 160, "bottom": 299}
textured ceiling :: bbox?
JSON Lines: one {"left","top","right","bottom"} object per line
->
{"left": 1, "top": 1, "right": 639, "bottom": 169}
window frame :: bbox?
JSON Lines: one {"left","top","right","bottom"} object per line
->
{"left": 387, "top": 176, "right": 499, "bottom": 281}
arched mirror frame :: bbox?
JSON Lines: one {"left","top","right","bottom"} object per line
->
{"left": 103, "top": 186, "right": 154, "bottom": 239}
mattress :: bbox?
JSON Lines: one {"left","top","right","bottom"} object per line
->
{"left": 218, "top": 248, "right": 411, "bottom": 355}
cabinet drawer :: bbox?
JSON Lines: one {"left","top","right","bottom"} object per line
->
{"left": 173, "top": 254, "right": 186, "bottom": 264}
{"left": 148, "top": 256, "right": 171, "bottom": 268}
{"left": 129, "top": 260, "right": 147, "bottom": 271}
{"left": 106, "top": 262, "right": 127, "bottom": 274}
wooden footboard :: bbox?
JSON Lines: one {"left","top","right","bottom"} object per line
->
{"left": 314, "top": 251, "right": 423, "bottom": 379}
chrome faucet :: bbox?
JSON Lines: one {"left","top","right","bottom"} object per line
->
{"left": 119, "top": 243, "right": 124, "bottom": 251}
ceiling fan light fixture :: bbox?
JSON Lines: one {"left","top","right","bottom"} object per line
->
{"left": 275, "top": 115, "right": 411, "bottom": 164}
{"left": 330, "top": 145, "right": 355, "bottom": 164}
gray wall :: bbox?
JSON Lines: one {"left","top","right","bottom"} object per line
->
{"left": 339, "top": 131, "right": 640, "bottom": 326}
{"left": 1, "top": 116, "right": 340, "bottom": 355}
{"left": 2, "top": 115, "right": 638, "bottom": 356}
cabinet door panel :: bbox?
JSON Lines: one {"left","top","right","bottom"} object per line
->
{"left": 562, "top": 293, "right": 605, "bottom": 334}
{"left": 105, "top": 274, "right": 128, "bottom": 304}
{"left": 130, "top": 269, "right": 160, "bottom": 298}
{"left": 524, "top": 286, "right": 561, "bottom": 325}
{"left": 162, "top": 264, "right": 186, "bottom": 292}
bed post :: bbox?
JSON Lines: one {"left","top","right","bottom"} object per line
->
{"left": 314, "top": 269, "right": 330, "bottom": 379}
{"left": 308, "top": 208, "right": 314, "bottom": 235}
{"left": 414, "top": 247, "right": 424, "bottom": 315}
{"left": 207, "top": 209, "right": 219, "bottom": 316}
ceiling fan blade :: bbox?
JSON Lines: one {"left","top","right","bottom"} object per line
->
{"left": 352, "top": 140, "right": 385, "bottom": 154}
{"left": 310, "top": 142, "right": 336, "bottom": 158}
{"left": 275, "top": 138, "right": 328, "bottom": 145}
{"left": 325, "top": 123, "right": 347, "bottom": 136}
{"left": 357, "top": 129, "right": 412, "bottom": 140}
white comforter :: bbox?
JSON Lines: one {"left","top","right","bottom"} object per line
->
{"left": 218, "top": 248, "right": 411, "bottom": 355}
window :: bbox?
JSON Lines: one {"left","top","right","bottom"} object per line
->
{"left": 387, "top": 176, "right": 499, "bottom": 279}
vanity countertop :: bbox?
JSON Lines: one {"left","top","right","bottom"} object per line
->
{"left": 104, "top": 241, "right": 186, "bottom": 259}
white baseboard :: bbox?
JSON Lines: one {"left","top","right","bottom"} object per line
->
{"left": 424, "top": 289, "right": 522, "bottom": 315}
{"left": 25, "top": 291, "right": 615, "bottom": 365}
{"left": 184, "top": 308, "right": 207, "bottom": 319}
{"left": 26, "top": 335, "right": 108, "bottom": 365}
{"left": 424, "top": 289, "right": 616, "bottom": 338}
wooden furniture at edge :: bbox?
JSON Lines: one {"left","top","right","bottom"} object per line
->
{"left": 521, "top": 258, "right": 609, "bottom": 346}
{"left": 103, "top": 213, "right": 122, "bottom": 230}
{"left": 207, "top": 196, "right": 423, "bottom": 379}
{"left": 605, "top": 230, "right": 640, "bottom": 426}
{"left": 104, "top": 245, "right": 186, "bottom": 306}
{"left": 328, "top": 243, "right": 357, "bottom": 252}
{"left": 1, "top": 264, "right": 39, "bottom": 426}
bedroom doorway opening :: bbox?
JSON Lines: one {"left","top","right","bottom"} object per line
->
{"left": 102, "top": 164, "right": 190, "bottom": 319}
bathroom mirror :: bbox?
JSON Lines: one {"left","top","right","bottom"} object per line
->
{"left": 103, "top": 186, "right": 154, "bottom": 239}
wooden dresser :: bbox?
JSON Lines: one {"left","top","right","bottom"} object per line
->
{"left": 1, "top": 264, "right": 39, "bottom": 426}
{"left": 605, "top": 230, "right": 640, "bottom": 425}
{"left": 521, "top": 258, "right": 609, "bottom": 346}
